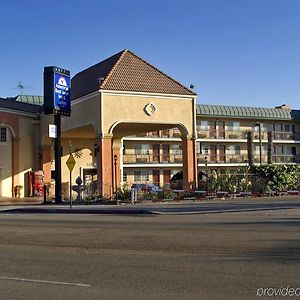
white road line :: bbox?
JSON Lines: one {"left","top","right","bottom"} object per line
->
{"left": 0, "top": 276, "right": 90, "bottom": 287}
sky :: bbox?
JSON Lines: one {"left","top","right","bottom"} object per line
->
{"left": 1, "top": 0, "right": 300, "bottom": 109}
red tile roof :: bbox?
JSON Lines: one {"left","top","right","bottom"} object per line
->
{"left": 71, "top": 49, "right": 196, "bottom": 100}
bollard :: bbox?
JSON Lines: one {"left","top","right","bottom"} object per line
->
{"left": 131, "top": 188, "right": 137, "bottom": 205}
{"left": 43, "top": 184, "right": 47, "bottom": 204}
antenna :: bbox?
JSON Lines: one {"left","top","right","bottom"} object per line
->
{"left": 17, "top": 81, "right": 25, "bottom": 95}
{"left": 12, "top": 81, "right": 32, "bottom": 95}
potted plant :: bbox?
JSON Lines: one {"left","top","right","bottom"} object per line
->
{"left": 14, "top": 185, "right": 23, "bottom": 198}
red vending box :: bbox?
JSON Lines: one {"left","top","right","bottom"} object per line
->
{"left": 34, "top": 171, "right": 44, "bottom": 197}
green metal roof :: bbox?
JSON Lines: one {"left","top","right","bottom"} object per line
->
{"left": 15, "top": 95, "right": 44, "bottom": 106}
{"left": 196, "top": 104, "right": 300, "bottom": 121}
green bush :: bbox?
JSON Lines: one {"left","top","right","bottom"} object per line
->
{"left": 116, "top": 186, "right": 131, "bottom": 201}
{"left": 156, "top": 189, "right": 176, "bottom": 200}
{"left": 250, "top": 164, "right": 300, "bottom": 192}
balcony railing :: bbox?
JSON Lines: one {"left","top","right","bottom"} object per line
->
{"left": 123, "top": 154, "right": 183, "bottom": 164}
{"left": 272, "top": 155, "right": 300, "bottom": 163}
{"left": 197, "top": 130, "right": 248, "bottom": 139}
{"left": 197, "top": 129, "right": 300, "bottom": 141}
{"left": 126, "top": 129, "right": 182, "bottom": 139}
{"left": 198, "top": 154, "right": 300, "bottom": 164}
{"left": 197, "top": 154, "right": 248, "bottom": 163}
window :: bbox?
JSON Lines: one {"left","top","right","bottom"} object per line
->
{"left": 134, "top": 170, "right": 149, "bottom": 182}
{"left": 135, "top": 144, "right": 150, "bottom": 155}
{"left": 201, "top": 145, "right": 209, "bottom": 155}
{"left": 0, "top": 127, "right": 7, "bottom": 143}
{"left": 171, "top": 144, "right": 182, "bottom": 154}
{"left": 123, "top": 172, "right": 128, "bottom": 182}
{"left": 198, "top": 120, "right": 209, "bottom": 130}
{"left": 254, "top": 123, "right": 269, "bottom": 132}
{"left": 255, "top": 146, "right": 267, "bottom": 155}
{"left": 227, "top": 122, "right": 240, "bottom": 131}
{"left": 227, "top": 146, "right": 240, "bottom": 155}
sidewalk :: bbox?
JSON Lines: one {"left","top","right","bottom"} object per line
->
{"left": 0, "top": 197, "right": 43, "bottom": 205}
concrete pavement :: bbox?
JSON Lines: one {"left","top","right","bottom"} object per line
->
{"left": 1, "top": 196, "right": 300, "bottom": 215}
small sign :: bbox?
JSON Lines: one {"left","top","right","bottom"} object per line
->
{"left": 54, "top": 73, "right": 71, "bottom": 112}
{"left": 49, "top": 124, "right": 57, "bottom": 138}
{"left": 66, "top": 154, "right": 76, "bottom": 172}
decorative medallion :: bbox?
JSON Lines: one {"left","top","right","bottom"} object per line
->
{"left": 74, "top": 148, "right": 83, "bottom": 158}
{"left": 144, "top": 103, "right": 157, "bottom": 116}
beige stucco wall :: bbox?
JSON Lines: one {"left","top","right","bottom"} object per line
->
{"left": 61, "top": 93, "right": 101, "bottom": 137}
{"left": 40, "top": 93, "right": 100, "bottom": 147}
{"left": 51, "top": 138, "right": 96, "bottom": 199}
{"left": 18, "top": 116, "right": 40, "bottom": 197}
{"left": 102, "top": 93, "right": 195, "bottom": 137}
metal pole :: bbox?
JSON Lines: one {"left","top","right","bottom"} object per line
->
{"left": 114, "top": 155, "right": 117, "bottom": 200}
{"left": 259, "top": 123, "right": 262, "bottom": 165}
{"left": 69, "top": 142, "right": 72, "bottom": 209}
{"left": 69, "top": 171, "right": 72, "bottom": 209}
{"left": 54, "top": 113, "right": 62, "bottom": 204}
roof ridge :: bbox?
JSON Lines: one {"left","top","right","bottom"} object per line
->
{"left": 127, "top": 50, "right": 196, "bottom": 95}
{"left": 197, "top": 103, "right": 292, "bottom": 111}
{"left": 100, "top": 49, "right": 128, "bottom": 88}
{"left": 73, "top": 50, "right": 125, "bottom": 79}
{"left": 101, "top": 49, "right": 196, "bottom": 95}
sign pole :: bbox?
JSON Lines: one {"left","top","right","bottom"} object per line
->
{"left": 66, "top": 145, "right": 76, "bottom": 209}
{"left": 44, "top": 66, "right": 71, "bottom": 205}
{"left": 69, "top": 169, "right": 72, "bottom": 209}
{"left": 54, "top": 113, "right": 62, "bottom": 204}
{"left": 68, "top": 142, "right": 72, "bottom": 209}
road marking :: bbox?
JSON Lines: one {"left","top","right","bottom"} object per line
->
{"left": 0, "top": 276, "right": 90, "bottom": 287}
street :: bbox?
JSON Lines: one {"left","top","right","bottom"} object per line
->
{"left": 0, "top": 202, "right": 300, "bottom": 299}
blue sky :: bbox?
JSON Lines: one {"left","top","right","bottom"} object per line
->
{"left": 1, "top": 0, "right": 300, "bottom": 109}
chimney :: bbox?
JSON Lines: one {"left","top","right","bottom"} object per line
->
{"left": 275, "top": 104, "right": 290, "bottom": 110}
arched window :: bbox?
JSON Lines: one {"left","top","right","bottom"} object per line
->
{"left": 0, "top": 127, "right": 8, "bottom": 143}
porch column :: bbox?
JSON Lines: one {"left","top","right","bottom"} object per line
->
{"left": 41, "top": 146, "right": 52, "bottom": 183}
{"left": 182, "top": 135, "right": 197, "bottom": 190}
{"left": 96, "top": 134, "right": 113, "bottom": 198}
{"left": 112, "top": 138, "right": 122, "bottom": 193}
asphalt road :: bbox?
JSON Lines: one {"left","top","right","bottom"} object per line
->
{"left": 0, "top": 207, "right": 300, "bottom": 299}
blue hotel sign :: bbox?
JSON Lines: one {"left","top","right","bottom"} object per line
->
{"left": 44, "top": 66, "right": 71, "bottom": 116}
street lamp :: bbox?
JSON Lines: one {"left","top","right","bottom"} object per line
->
{"left": 204, "top": 156, "right": 208, "bottom": 192}
{"left": 255, "top": 123, "right": 262, "bottom": 165}
{"left": 113, "top": 154, "right": 118, "bottom": 198}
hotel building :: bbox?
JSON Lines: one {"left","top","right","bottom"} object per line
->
{"left": 0, "top": 50, "right": 299, "bottom": 198}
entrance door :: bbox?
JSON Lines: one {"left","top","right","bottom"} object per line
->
{"left": 162, "top": 144, "right": 170, "bottom": 162}
{"left": 210, "top": 145, "right": 217, "bottom": 162}
{"left": 219, "top": 145, "right": 226, "bottom": 162}
{"left": 217, "top": 121, "right": 225, "bottom": 139}
{"left": 163, "top": 170, "right": 171, "bottom": 185}
{"left": 153, "top": 170, "right": 160, "bottom": 186}
{"left": 209, "top": 121, "right": 216, "bottom": 138}
{"left": 153, "top": 144, "right": 160, "bottom": 162}
{"left": 83, "top": 168, "right": 98, "bottom": 195}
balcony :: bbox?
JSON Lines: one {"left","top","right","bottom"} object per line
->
{"left": 272, "top": 132, "right": 299, "bottom": 141}
{"left": 272, "top": 155, "right": 300, "bottom": 163}
{"left": 198, "top": 154, "right": 300, "bottom": 164}
{"left": 197, "top": 130, "right": 248, "bottom": 140}
{"left": 197, "top": 154, "right": 248, "bottom": 164}
{"left": 197, "top": 129, "right": 300, "bottom": 141}
{"left": 123, "top": 154, "right": 183, "bottom": 164}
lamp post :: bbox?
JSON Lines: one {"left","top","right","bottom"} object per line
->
{"left": 113, "top": 154, "right": 118, "bottom": 199}
{"left": 204, "top": 156, "right": 208, "bottom": 192}
{"left": 256, "top": 123, "right": 262, "bottom": 165}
